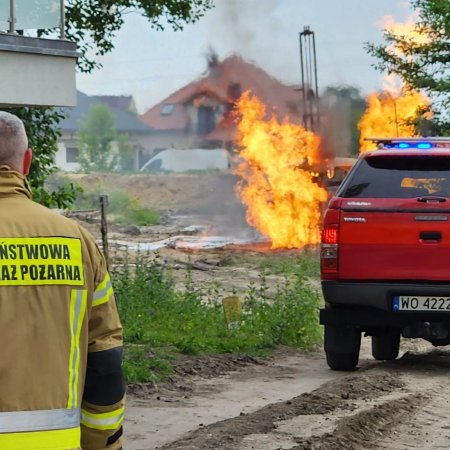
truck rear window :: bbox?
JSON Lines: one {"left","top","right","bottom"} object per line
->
{"left": 339, "top": 155, "right": 450, "bottom": 198}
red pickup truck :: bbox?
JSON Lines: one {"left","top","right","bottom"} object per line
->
{"left": 320, "top": 138, "right": 450, "bottom": 370}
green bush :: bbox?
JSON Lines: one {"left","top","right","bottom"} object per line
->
{"left": 70, "top": 185, "right": 160, "bottom": 226}
{"left": 45, "top": 173, "right": 83, "bottom": 210}
{"left": 109, "top": 190, "right": 160, "bottom": 226}
{"left": 112, "top": 253, "right": 322, "bottom": 383}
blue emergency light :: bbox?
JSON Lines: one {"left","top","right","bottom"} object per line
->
{"left": 365, "top": 137, "right": 450, "bottom": 151}
{"left": 389, "top": 142, "right": 433, "bottom": 149}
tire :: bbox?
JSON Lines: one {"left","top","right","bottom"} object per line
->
{"left": 324, "top": 324, "right": 361, "bottom": 371}
{"left": 326, "top": 351, "right": 359, "bottom": 371}
{"left": 372, "top": 331, "right": 400, "bottom": 360}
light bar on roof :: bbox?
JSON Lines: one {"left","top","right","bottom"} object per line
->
{"left": 365, "top": 137, "right": 450, "bottom": 150}
{"left": 365, "top": 137, "right": 450, "bottom": 143}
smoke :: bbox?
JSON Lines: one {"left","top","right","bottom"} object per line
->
{"left": 210, "top": 0, "right": 280, "bottom": 49}
{"left": 318, "top": 108, "right": 350, "bottom": 159}
{"left": 204, "top": 0, "right": 291, "bottom": 81}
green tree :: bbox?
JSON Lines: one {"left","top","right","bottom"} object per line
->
{"left": 117, "top": 134, "right": 135, "bottom": 172}
{"left": 2, "top": 106, "right": 81, "bottom": 208}
{"left": 77, "top": 105, "right": 136, "bottom": 172}
{"left": 7, "top": 0, "right": 214, "bottom": 206}
{"left": 78, "top": 104, "right": 117, "bottom": 172}
{"left": 366, "top": 0, "right": 450, "bottom": 134}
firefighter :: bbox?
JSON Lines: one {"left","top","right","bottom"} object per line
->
{"left": 0, "top": 111, "right": 125, "bottom": 449}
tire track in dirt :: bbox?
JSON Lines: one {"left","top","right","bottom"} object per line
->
{"left": 292, "top": 394, "right": 427, "bottom": 450}
{"left": 240, "top": 350, "right": 450, "bottom": 450}
{"left": 157, "top": 371, "right": 405, "bottom": 450}
{"left": 126, "top": 349, "right": 347, "bottom": 449}
{"left": 157, "top": 348, "right": 450, "bottom": 450}
{"left": 373, "top": 350, "right": 450, "bottom": 450}
{"left": 373, "top": 387, "right": 450, "bottom": 450}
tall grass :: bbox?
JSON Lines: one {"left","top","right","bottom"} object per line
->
{"left": 72, "top": 186, "right": 160, "bottom": 226}
{"left": 112, "top": 253, "right": 322, "bottom": 383}
{"left": 108, "top": 190, "right": 160, "bottom": 226}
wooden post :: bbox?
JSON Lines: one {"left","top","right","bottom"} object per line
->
{"left": 99, "top": 195, "right": 110, "bottom": 270}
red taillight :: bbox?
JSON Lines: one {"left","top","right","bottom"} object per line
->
{"left": 321, "top": 224, "right": 339, "bottom": 275}
{"left": 322, "top": 225, "right": 339, "bottom": 244}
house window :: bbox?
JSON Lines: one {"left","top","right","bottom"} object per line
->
{"left": 161, "top": 104, "right": 175, "bottom": 115}
{"left": 66, "top": 147, "right": 79, "bottom": 163}
{"left": 197, "top": 106, "right": 215, "bottom": 135}
{"left": 227, "top": 82, "right": 242, "bottom": 100}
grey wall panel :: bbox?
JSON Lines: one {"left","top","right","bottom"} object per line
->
{"left": 0, "top": 34, "right": 77, "bottom": 107}
{"left": 0, "top": 51, "right": 77, "bottom": 106}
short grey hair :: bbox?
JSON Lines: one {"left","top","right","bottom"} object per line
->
{"left": 0, "top": 111, "right": 28, "bottom": 171}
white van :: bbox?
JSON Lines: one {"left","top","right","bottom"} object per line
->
{"left": 140, "top": 149, "right": 231, "bottom": 172}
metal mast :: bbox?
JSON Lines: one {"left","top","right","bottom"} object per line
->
{"left": 299, "top": 26, "right": 320, "bottom": 131}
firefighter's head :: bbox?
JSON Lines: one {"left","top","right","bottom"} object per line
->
{"left": 0, "top": 111, "right": 32, "bottom": 176}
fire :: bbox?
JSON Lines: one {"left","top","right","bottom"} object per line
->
{"left": 234, "top": 92, "right": 327, "bottom": 249}
{"left": 380, "top": 15, "right": 429, "bottom": 56}
{"left": 358, "top": 15, "right": 430, "bottom": 152}
{"left": 358, "top": 90, "right": 429, "bottom": 152}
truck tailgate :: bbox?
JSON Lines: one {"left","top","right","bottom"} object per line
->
{"left": 339, "top": 200, "right": 450, "bottom": 281}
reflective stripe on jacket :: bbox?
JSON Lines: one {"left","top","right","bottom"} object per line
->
{"left": 0, "top": 167, "right": 125, "bottom": 450}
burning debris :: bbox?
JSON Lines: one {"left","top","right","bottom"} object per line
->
{"left": 234, "top": 92, "right": 327, "bottom": 249}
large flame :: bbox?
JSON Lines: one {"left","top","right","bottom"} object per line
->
{"left": 234, "top": 92, "right": 327, "bottom": 249}
{"left": 380, "top": 14, "right": 429, "bottom": 95}
{"left": 381, "top": 14, "right": 429, "bottom": 58}
{"left": 358, "top": 15, "right": 430, "bottom": 152}
{"left": 358, "top": 90, "right": 429, "bottom": 152}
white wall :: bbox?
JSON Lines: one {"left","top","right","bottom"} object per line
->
{"left": 55, "top": 140, "right": 141, "bottom": 172}
{"left": 55, "top": 143, "right": 80, "bottom": 172}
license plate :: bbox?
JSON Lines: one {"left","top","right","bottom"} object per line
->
{"left": 393, "top": 296, "right": 450, "bottom": 311}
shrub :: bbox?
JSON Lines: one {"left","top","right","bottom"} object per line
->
{"left": 109, "top": 190, "right": 160, "bottom": 226}
{"left": 69, "top": 184, "right": 160, "bottom": 226}
{"left": 112, "top": 252, "right": 322, "bottom": 382}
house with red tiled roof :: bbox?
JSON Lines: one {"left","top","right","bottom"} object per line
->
{"left": 138, "top": 54, "right": 307, "bottom": 168}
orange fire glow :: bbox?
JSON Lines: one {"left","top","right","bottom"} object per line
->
{"left": 234, "top": 92, "right": 327, "bottom": 249}
{"left": 358, "top": 15, "right": 430, "bottom": 152}
{"left": 358, "top": 90, "right": 429, "bottom": 152}
{"left": 381, "top": 14, "right": 429, "bottom": 56}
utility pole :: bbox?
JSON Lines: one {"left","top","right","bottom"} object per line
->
{"left": 299, "top": 26, "right": 320, "bottom": 132}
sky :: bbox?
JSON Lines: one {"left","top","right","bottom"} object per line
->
{"left": 76, "top": 0, "right": 412, "bottom": 114}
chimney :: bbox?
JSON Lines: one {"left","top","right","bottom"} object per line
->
{"left": 207, "top": 47, "right": 221, "bottom": 78}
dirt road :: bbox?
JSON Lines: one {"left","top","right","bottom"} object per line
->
{"left": 125, "top": 339, "right": 450, "bottom": 450}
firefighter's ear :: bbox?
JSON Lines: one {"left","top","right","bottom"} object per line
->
{"left": 22, "top": 148, "right": 32, "bottom": 176}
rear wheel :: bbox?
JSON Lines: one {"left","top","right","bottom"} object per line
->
{"left": 326, "top": 351, "right": 360, "bottom": 371}
{"left": 324, "top": 325, "right": 361, "bottom": 371}
{"left": 372, "top": 330, "right": 400, "bottom": 360}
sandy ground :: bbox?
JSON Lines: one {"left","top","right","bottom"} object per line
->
{"left": 67, "top": 173, "right": 450, "bottom": 449}
{"left": 125, "top": 339, "right": 450, "bottom": 450}
{"left": 125, "top": 348, "right": 346, "bottom": 449}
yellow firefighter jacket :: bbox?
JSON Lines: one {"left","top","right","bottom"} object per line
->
{"left": 0, "top": 167, "right": 125, "bottom": 450}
